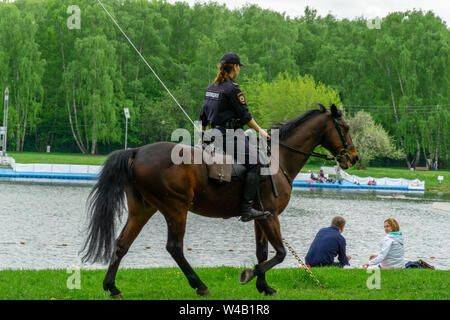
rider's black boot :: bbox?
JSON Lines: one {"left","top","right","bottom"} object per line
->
{"left": 239, "top": 172, "right": 271, "bottom": 222}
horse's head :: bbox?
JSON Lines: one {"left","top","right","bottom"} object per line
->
{"left": 319, "top": 104, "right": 359, "bottom": 169}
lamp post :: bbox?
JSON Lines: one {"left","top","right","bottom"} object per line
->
{"left": 161, "top": 120, "right": 165, "bottom": 141}
{"left": 123, "top": 108, "right": 130, "bottom": 150}
{"left": 1, "top": 88, "right": 8, "bottom": 157}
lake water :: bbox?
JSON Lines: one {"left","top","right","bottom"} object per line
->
{"left": 1, "top": 181, "right": 449, "bottom": 270}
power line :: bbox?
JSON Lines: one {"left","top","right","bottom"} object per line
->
{"left": 96, "top": 0, "right": 200, "bottom": 132}
{"left": 345, "top": 104, "right": 450, "bottom": 109}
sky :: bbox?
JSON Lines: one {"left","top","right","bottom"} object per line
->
{"left": 166, "top": 0, "right": 449, "bottom": 26}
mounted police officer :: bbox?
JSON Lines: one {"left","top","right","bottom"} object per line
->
{"left": 198, "top": 52, "right": 271, "bottom": 222}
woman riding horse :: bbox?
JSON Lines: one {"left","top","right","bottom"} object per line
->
{"left": 198, "top": 52, "right": 271, "bottom": 222}
{"left": 81, "top": 100, "right": 358, "bottom": 298}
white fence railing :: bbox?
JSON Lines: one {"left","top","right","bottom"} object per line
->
{"left": 296, "top": 166, "right": 425, "bottom": 190}
{"left": 13, "top": 163, "right": 101, "bottom": 175}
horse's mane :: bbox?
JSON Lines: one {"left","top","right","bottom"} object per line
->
{"left": 269, "top": 109, "right": 325, "bottom": 140}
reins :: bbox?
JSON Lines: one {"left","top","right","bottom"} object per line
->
{"left": 277, "top": 116, "right": 352, "bottom": 162}
{"left": 272, "top": 115, "right": 354, "bottom": 186}
{"left": 278, "top": 142, "right": 335, "bottom": 161}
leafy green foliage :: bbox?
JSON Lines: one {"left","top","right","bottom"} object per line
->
{"left": 0, "top": 2, "right": 45, "bottom": 151}
{"left": 0, "top": 1, "right": 448, "bottom": 168}
{"left": 346, "top": 111, "right": 402, "bottom": 168}
{"left": 241, "top": 72, "right": 341, "bottom": 129}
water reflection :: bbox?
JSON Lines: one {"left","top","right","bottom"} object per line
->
{"left": 0, "top": 182, "right": 448, "bottom": 270}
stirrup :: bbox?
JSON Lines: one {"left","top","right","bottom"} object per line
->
{"left": 239, "top": 210, "right": 271, "bottom": 222}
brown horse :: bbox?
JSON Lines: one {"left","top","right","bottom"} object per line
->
{"left": 80, "top": 104, "right": 358, "bottom": 298}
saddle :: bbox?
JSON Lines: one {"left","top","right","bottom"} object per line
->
{"left": 199, "top": 142, "right": 277, "bottom": 199}
{"left": 201, "top": 144, "right": 247, "bottom": 182}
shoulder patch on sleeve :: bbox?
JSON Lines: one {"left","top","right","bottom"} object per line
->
{"left": 237, "top": 92, "right": 246, "bottom": 105}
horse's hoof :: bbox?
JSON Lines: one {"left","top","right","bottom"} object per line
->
{"left": 257, "top": 283, "right": 278, "bottom": 296}
{"left": 264, "top": 288, "right": 278, "bottom": 296}
{"left": 110, "top": 293, "right": 125, "bottom": 300}
{"left": 196, "top": 288, "right": 211, "bottom": 297}
{"left": 239, "top": 269, "right": 255, "bottom": 284}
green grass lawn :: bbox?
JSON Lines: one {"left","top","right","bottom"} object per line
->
{"left": 0, "top": 267, "right": 448, "bottom": 300}
{"left": 8, "top": 151, "right": 107, "bottom": 166}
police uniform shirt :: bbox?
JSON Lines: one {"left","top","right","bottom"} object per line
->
{"left": 198, "top": 78, "right": 252, "bottom": 128}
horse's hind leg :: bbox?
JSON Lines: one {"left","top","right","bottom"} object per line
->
{"left": 254, "top": 222, "right": 278, "bottom": 296}
{"left": 162, "top": 204, "right": 210, "bottom": 296}
{"left": 103, "top": 187, "right": 157, "bottom": 298}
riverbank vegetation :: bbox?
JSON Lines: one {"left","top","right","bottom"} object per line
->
{"left": 0, "top": 267, "right": 448, "bottom": 300}
{"left": 7, "top": 151, "right": 449, "bottom": 192}
{"left": 0, "top": 1, "right": 448, "bottom": 169}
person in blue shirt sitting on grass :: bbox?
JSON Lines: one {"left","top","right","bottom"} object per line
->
{"left": 304, "top": 216, "right": 351, "bottom": 268}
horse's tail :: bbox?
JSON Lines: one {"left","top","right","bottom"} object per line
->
{"left": 80, "top": 148, "right": 137, "bottom": 264}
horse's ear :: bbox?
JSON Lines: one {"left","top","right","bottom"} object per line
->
{"left": 330, "top": 104, "right": 339, "bottom": 117}
{"left": 318, "top": 103, "right": 327, "bottom": 112}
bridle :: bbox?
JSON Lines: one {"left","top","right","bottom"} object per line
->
{"left": 269, "top": 114, "right": 354, "bottom": 185}
{"left": 328, "top": 117, "right": 355, "bottom": 163}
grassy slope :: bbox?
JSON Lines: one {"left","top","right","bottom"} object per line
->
{"left": 0, "top": 267, "right": 448, "bottom": 300}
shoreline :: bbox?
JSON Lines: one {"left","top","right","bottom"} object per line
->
{"left": 1, "top": 153, "right": 448, "bottom": 193}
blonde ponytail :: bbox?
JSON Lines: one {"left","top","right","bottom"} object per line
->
{"left": 214, "top": 62, "right": 234, "bottom": 85}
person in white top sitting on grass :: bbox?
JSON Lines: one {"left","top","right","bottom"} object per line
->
{"left": 362, "top": 218, "right": 404, "bottom": 269}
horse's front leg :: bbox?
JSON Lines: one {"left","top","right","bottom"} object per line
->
{"left": 240, "top": 214, "right": 286, "bottom": 295}
{"left": 254, "top": 222, "right": 278, "bottom": 295}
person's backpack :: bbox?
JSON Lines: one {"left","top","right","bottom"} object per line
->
{"left": 405, "top": 259, "right": 435, "bottom": 270}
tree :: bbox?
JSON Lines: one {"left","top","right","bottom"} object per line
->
{"left": 346, "top": 111, "right": 402, "bottom": 169}
{"left": 241, "top": 72, "right": 342, "bottom": 129}
{"left": 239, "top": 5, "right": 298, "bottom": 82}
{"left": 293, "top": 8, "right": 449, "bottom": 168}
{"left": 64, "top": 35, "right": 121, "bottom": 154}
{"left": 0, "top": 3, "right": 45, "bottom": 151}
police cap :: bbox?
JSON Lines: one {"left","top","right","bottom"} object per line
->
{"left": 220, "top": 52, "right": 245, "bottom": 66}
